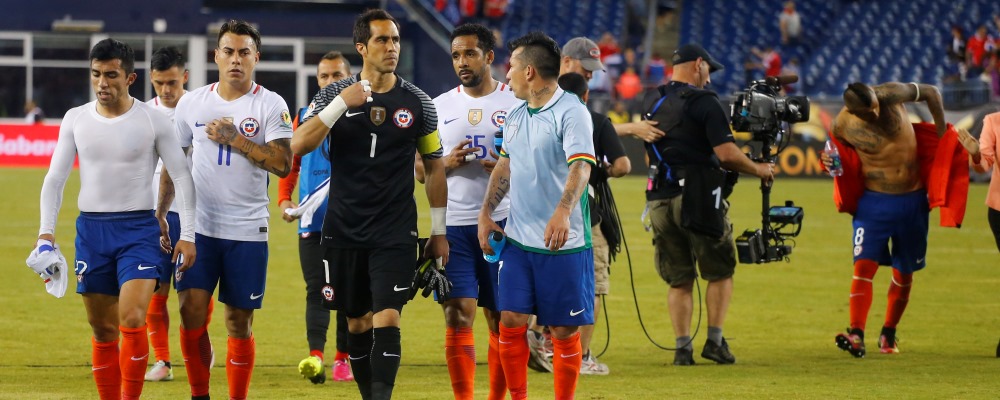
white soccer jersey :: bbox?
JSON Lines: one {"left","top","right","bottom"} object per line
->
{"left": 39, "top": 99, "right": 196, "bottom": 241}
{"left": 175, "top": 82, "right": 292, "bottom": 241}
{"left": 147, "top": 95, "right": 191, "bottom": 214}
{"left": 433, "top": 83, "right": 517, "bottom": 226}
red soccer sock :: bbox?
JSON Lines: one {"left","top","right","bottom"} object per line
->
{"left": 310, "top": 349, "right": 324, "bottom": 361}
{"left": 91, "top": 337, "right": 121, "bottom": 400}
{"left": 226, "top": 335, "right": 256, "bottom": 400}
{"left": 445, "top": 327, "right": 476, "bottom": 400}
{"left": 849, "top": 259, "right": 879, "bottom": 331}
{"left": 334, "top": 350, "right": 349, "bottom": 362}
{"left": 487, "top": 330, "right": 507, "bottom": 400}
{"left": 120, "top": 325, "right": 149, "bottom": 400}
{"left": 884, "top": 269, "right": 913, "bottom": 329}
{"left": 146, "top": 294, "right": 170, "bottom": 362}
{"left": 498, "top": 324, "right": 529, "bottom": 400}
{"left": 552, "top": 332, "right": 582, "bottom": 400}
{"left": 179, "top": 324, "right": 212, "bottom": 397}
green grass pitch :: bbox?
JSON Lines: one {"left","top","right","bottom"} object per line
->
{"left": 1, "top": 168, "right": 998, "bottom": 399}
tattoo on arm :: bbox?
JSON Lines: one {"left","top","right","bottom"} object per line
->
{"left": 243, "top": 138, "right": 292, "bottom": 176}
{"left": 219, "top": 124, "right": 239, "bottom": 145}
{"left": 486, "top": 176, "right": 510, "bottom": 213}
{"left": 156, "top": 166, "right": 175, "bottom": 218}
{"left": 558, "top": 161, "right": 591, "bottom": 210}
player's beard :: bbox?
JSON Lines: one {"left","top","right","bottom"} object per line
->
{"left": 461, "top": 70, "right": 484, "bottom": 88}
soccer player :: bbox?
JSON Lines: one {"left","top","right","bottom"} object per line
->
{"left": 478, "top": 31, "right": 595, "bottom": 400}
{"left": 414, "top": 22, "right": 518, "bottom": 400}
{"left": 556, "top": 72, "right": 631, "bottom": 375}
{"left": 35, "top": 38, "right": 197, "bottom": 400}
{"left": 279, "top": 50, "right": 355, "bottom": 384}
{"left": 144, "top": 45, "right": 217, "bottom": 383}
{"left": 292, "top": 9, "right": 448, "bottom": 400}
{"left": 172, "top": 20, "right": 293, "bottom": 400}
{"left": 826, "top": 82, "right": 952, "bottom": 357}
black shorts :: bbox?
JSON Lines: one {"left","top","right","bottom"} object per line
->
{"left": 322, "top": 245, "right": 415, "bottom": 318}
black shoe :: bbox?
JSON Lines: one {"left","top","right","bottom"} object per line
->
{"left": 835, "top": 328, "right": 866, "bottom": 358}
{"left": 673, "top": 348, "right": 695, "bottom": 366}
{"left": 701, "top": 338, "right": 736, "bottom": 364}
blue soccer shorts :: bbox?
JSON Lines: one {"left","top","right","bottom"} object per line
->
{"left": 497, "top": 243, "right": 594, "bottom": 326}
{"left": 156, "top": 211, "right": 181, "bottom": 285}
{"left": 74, "top": 211, "right": 163, "bottom": 295}
{"left": 852, "top": 189, "right": 929, "bottom": 274}
{"left": 444, "top": 220, "right": 505, "bottom": 311}
{"left": 175, "top": 233, "right": 268, "bottom": 309}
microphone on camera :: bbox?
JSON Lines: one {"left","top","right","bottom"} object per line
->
{"left": 765, "top": 75, "right": 799, "bottom": 86}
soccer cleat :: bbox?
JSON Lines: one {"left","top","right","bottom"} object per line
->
{"left": 878, "top": 334, "right": 900, "bottom": 354}
{"left": 332, "top": 359, "right": 354, "bottom": 382}
{"left": 579, "top": 353, "right": 610, "bottom": 375}
{"left": 673, "top": 348, "right": 695, "bottom": 366}
{"left": 526, "top": 330, "right": 553, "bottom": 373}
{"left": 144, "top": 360, "right": 174, "bottom": 381}
{"left": 298, "top": 355, "right": 326, "bottom": 384}
{"left": 835, "top": 328, "right": 866, "bottom": 358}
{"left": 701, "top": 338, "right": 736, "bottom": 364}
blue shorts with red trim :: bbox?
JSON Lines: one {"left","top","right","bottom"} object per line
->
{"left": 852, "top": 189, "right": 929, "bottom": 274}
{"left": 74, "top": 211, "right": 163, "bottom": 295}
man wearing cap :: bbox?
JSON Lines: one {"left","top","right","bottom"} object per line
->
{"left": 643, "top": 43, "right": 774, "bottom": 366}
{"left": 561, "top": 36, "right": 666, "bottom": 143}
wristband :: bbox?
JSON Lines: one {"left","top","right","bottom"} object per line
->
{"left": 318, "top": 96, "right": 348, "bottom": 128}
{"left": 430, "top": 207, "right": 447, "bottom": 236}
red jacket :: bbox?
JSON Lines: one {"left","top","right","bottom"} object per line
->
{"left": 831, "top": 123, "right": 969, "bottom": 227}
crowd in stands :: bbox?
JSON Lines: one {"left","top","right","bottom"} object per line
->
{"left": 946, "top": 15, "right": 1000, "bottom": 99}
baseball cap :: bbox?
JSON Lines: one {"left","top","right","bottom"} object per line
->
{"left": 671, "top": 43, "right": 724, "bottom": 73}
{"left": 562, "top": 37, "right": 605, "bottom": 72}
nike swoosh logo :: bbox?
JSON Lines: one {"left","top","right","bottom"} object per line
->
{"left": 561, "top": 352, "right": 580, "bottom": 358}
{"left": 849, "top": 293, "right": 864, "bottom": 298}
{"left": 148, "top": 331, "right": 157, "bottom": 336}
{"left": 92, "top": 365, "right": 110, "bottom": 371}
{"left": 569, "top": 309, "right": 584, "bottom": 316}
{"left": 195, "top": 122, "right": 206, "bottom": 127}
{"left": 382, "top": 352, "right": 400, "bottom": 357}
{"left": 349, "top": 355, "right": 368, "bottom": 360}
{"left": 345, "top": 111, "right": 364, "bottom": 117}
{"left": 916, "top": 258, "right": 925, "bottom": 263}
{"left": 393, "top": 285, "right": 408, "bottom": 292}
{"left": 137, "top": 265, "right": 156, "bottom": 271}
{"left": 499, "top": 340, "right": 512, "bottom": 344}
{"left": 444, "top": 118, "right": 458, "bottom": 124}
{"left": 229, "top": 359, "right": 248, "bottom": 366}
{"left": 250, "top": 293, "right": 263, "bottom": 300}
{"left": 131, "top": 354, "right": 149, "bottom": 361}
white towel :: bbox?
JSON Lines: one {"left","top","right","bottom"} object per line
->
{"left": 25, "top": 239, "right": 69, "bottom": 298}
{"left": 284, "top": 178, "right": 330, "bottom": 230}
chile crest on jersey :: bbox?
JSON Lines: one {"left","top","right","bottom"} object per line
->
{"left": 393, "top": 108, "right": 413, "bottom": 128}
{"left": 491, "top": 110, "right": 506, "bottom": 128}
{"left": 240, "top": 117, "right": 261, "bottom": 138}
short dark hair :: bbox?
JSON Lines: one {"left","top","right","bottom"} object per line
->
{"left": 354, "top": 9, "right": 399, "bottom": 46}
{"left": 218, "top": 19, "right": 261, "bottom": 51}
{"left": 557, "top": 72, "right": 589, "bottom": 98}
{"left": 90, "top": 38, "right": 135, "bottom": 75}
{"left": 451, "top": 23, "right": 495, "bottom": 54}
{"left": 321, "top": 50, "right": 351, "bottom": 73}
{"left": 150, "top": 46, "right": 186, "bottom": 71}
{"left": 845, "top": 82, "right": 873, "bottom": 107}
{"left": 507, "top": 32, "right": 561, "bottom": 80}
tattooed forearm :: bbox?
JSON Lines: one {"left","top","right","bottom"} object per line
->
{"left": 242, "top": 138, "right": 291, "bottom": 177}
{"left": 486, "top": 176, "right": 509, "bottom": 213}
{"left": 156, "top": 165, "right": 175, "bottom": 218}
{"left": 558, "top": 161, "right": 591, "bottom": 211}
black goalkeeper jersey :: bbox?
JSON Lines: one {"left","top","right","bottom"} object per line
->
{"left": 303, "top": 73, "right": 441, "bottom": 248}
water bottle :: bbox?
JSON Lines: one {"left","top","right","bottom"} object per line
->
{"left": 483, "top": 231, "right": 506, "bottom": 263}
{"left": 824, "top": 140, "right": 843, "bottom": 177}
{"left": 494, "top": 127, "right": 503, "bottom": 154}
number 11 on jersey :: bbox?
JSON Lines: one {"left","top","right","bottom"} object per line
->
{"left": 218, "top": 143, "right": 232, "bottom": 166}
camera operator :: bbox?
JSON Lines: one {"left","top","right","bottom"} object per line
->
{"left": 643, "top": 44, "right": 773, "bottom": 366}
